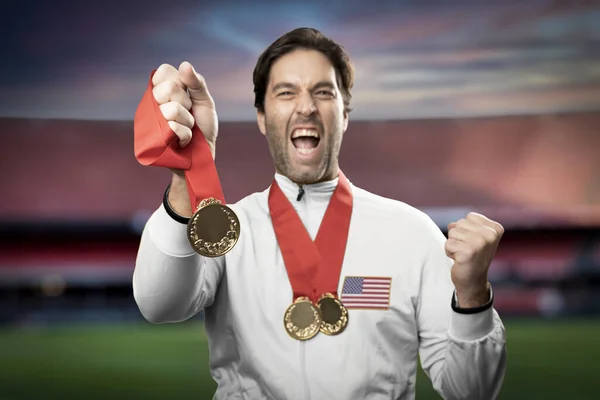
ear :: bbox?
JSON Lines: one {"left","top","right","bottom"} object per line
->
{"left": 343, "top": 110, "right": 349, "bottom": 132}
{"left": 257, "top": 109, "right": 266, "bottom": 136}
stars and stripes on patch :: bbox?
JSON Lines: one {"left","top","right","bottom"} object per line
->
{"left": 340, "top": 276, "right": 392, "bottom": 309}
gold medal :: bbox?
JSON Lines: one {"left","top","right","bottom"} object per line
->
{"left": 187, "top": 197, "right": 240, "bottom": 257}
{"left": 317, "top": 293, "right": 348, "bottom": 335}
{"left": 283, "top": 297, "right": 322, "bottom": 341}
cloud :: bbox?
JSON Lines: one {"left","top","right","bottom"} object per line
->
{"left": 1, "top": 0, "right": 599, "bottom": 121}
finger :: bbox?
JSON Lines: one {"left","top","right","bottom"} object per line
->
{"left": 152, "top": 64, "right": 186, "bottom": 89}
{"left": 453, "top": 218, "right": 481, "bottom": 233}
{"left": 160, "top": 102, "right": 195, "bottom": 130}
{"left": 445, "top": 238, "right": 479, "bottom": 264}
{"left": 454, "top": 218, "right": 497, "bottom": 241}
{"left": 451, "top": 220, "right": 498, "bottom": 247}
{"left": 466, "top": 212, "right": 504, "bottom": 235}
{"left": 178, "top": 61, "right": 213, "bottom": 105}
{"left": 445, "top": 238, "right": 461, "bottom": 259}
{"left": 468, "top": 217, "right": 501, "bottom": 243}
{"left": 152, "top": 80, "right": 193, "bottom": 109}
{"left": 447, "top": 226, "right": 471, "bottom": 242}
{"left": 167, "top": 121, "right": 192, "bottom": 148}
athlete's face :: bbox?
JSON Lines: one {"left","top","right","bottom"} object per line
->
{"left": 257, "top": 49, "right": 348, "bottom": 185}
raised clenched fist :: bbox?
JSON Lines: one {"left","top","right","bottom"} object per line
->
{"left": 151, "top": 61, "right": 218, "bottom": 157}
{"left": 445, "top": 212, "right": 504, "bottom": 307}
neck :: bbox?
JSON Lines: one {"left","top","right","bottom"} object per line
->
{"left": 279, "top": 167, "right": 340, "bottom": 187}
{"left": 274, "top": 171, "right": 339, "bottom": 202}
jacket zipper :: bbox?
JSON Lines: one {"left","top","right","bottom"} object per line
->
{"left": 300, "top": 341, "right": 310, "bottom": 399}
{"left": 297, "top": 185, "right": 310, "bottom": 400}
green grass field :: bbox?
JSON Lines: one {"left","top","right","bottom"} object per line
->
{"left": 0, "top": 318, "right": 598, "bottom": 399}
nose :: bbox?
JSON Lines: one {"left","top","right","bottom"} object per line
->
{"left": 295, "top": 92, "right": 316, "bottom": 117}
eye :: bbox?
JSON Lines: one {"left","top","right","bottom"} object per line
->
{"left": 316, "top": 90, "right": 334, "bottom": 97}
{"left": 278, "top": 91, "right": 293, "bottom": 97}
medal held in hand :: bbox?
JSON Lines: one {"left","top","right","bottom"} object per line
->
{"left": 284, "top": 297, "right": 322, "bottom": 341}
{"left": 269, "top": 171, "right": 353, "bottom": 340}
{"left": 187, "top": 198, "right": 240, "bottom": 257}
{"left": 134, "top": 70, "right": 240, "bottom": 257}
{"left": 317, "top": 293, "right": 348, "bottom": 335}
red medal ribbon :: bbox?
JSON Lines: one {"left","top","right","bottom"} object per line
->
{"left": 133, "top": 71, "right": 226, "bottom": 209}
{"left": 268, "top": 171, "right": 353, "bottom": 303}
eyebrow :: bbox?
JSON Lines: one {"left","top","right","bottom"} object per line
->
{"left": 270, "top": 81, "right": 337, "bottom": 93}
{"left": 271, "top": 82, "right": 296, "bottom": 93}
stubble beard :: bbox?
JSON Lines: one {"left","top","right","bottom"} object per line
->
{"left": 264, "top": 119, "right": 340, "bottom": 185}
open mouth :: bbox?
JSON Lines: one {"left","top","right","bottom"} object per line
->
{"left": 291, "top": 129, "right": 320, "bottom": 155}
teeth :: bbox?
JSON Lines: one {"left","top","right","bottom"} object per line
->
{"left": 292, "top": 129, "right": 319, "bottom": 139}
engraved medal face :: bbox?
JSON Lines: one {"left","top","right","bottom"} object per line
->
{"left": 317, "top": 293, "right": 348, "bottom": 335}
{"left": 187, "top": 198, "right": 240, "bottom": 257}
{"left": 284, "top": 297, "right": 322, "bottom": 341}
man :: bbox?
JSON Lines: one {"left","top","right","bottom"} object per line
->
{"left": 133, "top": 27, "right": 507, "bottom": 399}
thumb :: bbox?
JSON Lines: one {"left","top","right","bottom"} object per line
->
{"left": 178, "top": 61, "right": 213, "bottom": 105}
{"left": 445, "top": 238, "right": 458, "bottom": 260}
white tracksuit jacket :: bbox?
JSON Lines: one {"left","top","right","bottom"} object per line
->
{"left": 133, "top": 173, "right": 507, "bottom": 399}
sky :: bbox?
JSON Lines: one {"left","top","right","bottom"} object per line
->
{"left": 1, "top": 0, "right": 600, "bottom": 121}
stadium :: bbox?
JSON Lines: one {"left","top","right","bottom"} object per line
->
{"left": 2, "top": 1, "right": 599, "bottom": 399}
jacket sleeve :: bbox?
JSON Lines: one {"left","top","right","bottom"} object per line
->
{"left": 132, "top": 203, "right": 225, "bottom": 324}
{"left": 416, "top": 217, "right": 507, "bottom": 400}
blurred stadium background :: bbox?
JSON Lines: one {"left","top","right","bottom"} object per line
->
{"left": 2, "top": 0, "right": 600, "bottom": 399}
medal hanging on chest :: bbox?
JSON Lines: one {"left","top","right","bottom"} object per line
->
{"left": 268, "top": 171, "right": 353, "bottom": 340}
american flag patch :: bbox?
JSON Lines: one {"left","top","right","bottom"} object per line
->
{"left": 340, "top": 276, "right": 392, "bottom": 309}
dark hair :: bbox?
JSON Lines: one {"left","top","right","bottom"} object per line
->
{"left": 253, "top": 27, "right": 354, "bottom": 114}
